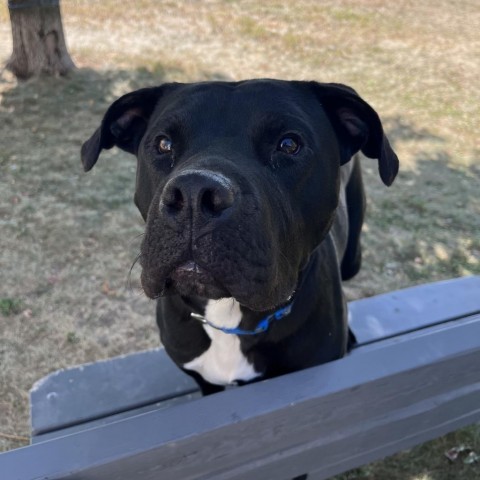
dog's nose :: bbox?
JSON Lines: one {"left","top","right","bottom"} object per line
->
{"left": 160, "top": 170, "right": 236, "bottom": 218}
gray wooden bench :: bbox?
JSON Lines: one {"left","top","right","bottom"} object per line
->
{"left": 1, "top": 276, "right": 480, "bottom": 480}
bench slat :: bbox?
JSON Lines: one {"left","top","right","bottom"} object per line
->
{"left": 30, "top": 348, "right": 199, "bottom": 436}
{"left": 349, "top": 275, "right": 480, "bottom": 345}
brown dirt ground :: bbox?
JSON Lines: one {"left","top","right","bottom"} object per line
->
{"left": 0, "top": 1, "right": 479, "bottom": 478}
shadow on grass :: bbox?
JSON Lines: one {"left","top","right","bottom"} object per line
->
{"left": 383, "top": 116, "right": 445, "bottom": 145}
{"left": 0, "top": 64, "right": 231, "bottom": 214}
{"left": 0, "top": 63, "right": 231, "bottom": 129}
{"left": 363, "top": 147, "right": 479, "bottom": 282}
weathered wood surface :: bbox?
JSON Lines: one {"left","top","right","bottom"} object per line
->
{"left": 349, "top": 275, "right": 480, "bottom": 344}
{"left": 30, "top": 348, "right": 199, "bottom": 437}
{"left": 0, "top": 276, "right": 479, "bottom": 480}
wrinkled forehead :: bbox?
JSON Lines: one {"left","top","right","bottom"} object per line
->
{"left": 151, "top": 80, "right": 320, "bottom": 135}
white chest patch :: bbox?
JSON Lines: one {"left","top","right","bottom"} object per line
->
{"left": 182, "top": 299, "right": 262, "bottom": 386}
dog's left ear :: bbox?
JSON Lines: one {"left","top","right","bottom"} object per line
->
{"left": 81, "top": 86, "right": 165, "bottom": 172}
{"left": 309, "top": 82, "right": 399, "bottom": 186}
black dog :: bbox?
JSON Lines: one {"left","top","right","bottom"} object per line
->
{"left": 82, "top": 80, "right": 398, "bottom": 395}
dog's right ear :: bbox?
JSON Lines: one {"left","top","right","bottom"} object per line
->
{"left": 308, "top": 82, "right": 399, "bottom": 186}
{"left": 81, "top": 86, "right": 164, "bottom": 172}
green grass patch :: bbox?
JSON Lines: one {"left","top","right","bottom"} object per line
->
{"left": 0, "top": 298, "right": 23, "bottom": 316}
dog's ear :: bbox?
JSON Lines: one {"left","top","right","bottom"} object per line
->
{"left": 81, "top": 86, "right": 164, "bottom": 172}
{"left": 309, "top": 82, "right": 399, "bottom": 186}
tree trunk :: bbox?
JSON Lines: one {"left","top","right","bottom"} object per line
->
{"left": 6, "top": 0, "right": 75, "bottom": 79}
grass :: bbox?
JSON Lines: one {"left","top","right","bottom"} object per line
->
{"left": 1, "top": 1, "right": 479, "bottom": 478}
{"left": 0, "top": 298, "right": 23, "bottom": 316}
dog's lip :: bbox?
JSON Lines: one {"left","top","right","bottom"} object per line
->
{"left": 170, "top": 260, "right": 216, "bottom": 283}
{"left": 167, "top": 260, "right": 231, "bottom": 299}
{"left": 142, "top": 260, "right": 296, "bottom": 310}
{"left": 141, "top": 260, "right": 227, "bottom": 299}
{"left": 174, "top": 260, "right": 203, "bottom": 274}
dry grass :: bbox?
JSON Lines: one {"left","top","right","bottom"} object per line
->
{"left": 1, "top": 1, "right": 479, "bottom": 478}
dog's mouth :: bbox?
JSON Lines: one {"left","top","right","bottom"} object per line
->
{"left": 141, "top": 257, "right": 300, "bottom": 313}
{"left": 141, "top": 260, "right": 231, "bottom": 300}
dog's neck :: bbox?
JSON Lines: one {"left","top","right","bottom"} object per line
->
{"left": 200, "top": 298, "right": 243, "bottom": 330}
{"left": 181, "top": 295, "right": 286, "bottom": 333}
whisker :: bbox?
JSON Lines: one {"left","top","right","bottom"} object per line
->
{"left": 128, "top": 232, "right": 146, "bottom": 248}
{"left": 126, "top": 252, "right": 145, "bottom": 291}
{"left": 277, "top": 249, "right": 295, "bottom": 276}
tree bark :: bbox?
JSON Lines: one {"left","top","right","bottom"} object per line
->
{"left": 6, "top": 0, "right": 75, "bottom": 79}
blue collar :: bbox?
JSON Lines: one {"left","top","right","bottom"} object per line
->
{"left": 191, "top": 302, "right": 294, "bottom": 336}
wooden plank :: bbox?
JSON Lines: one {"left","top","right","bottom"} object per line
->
{"left": 2, "top": 313, "right": 479, "bottom": 480}
{"left": 30, "top": 348, "right": 198, "bottom": 436}
{"left": 29, "top": 276, "right": 480, "bottom": 436}
{"left": 349, "top": 275, "right": 480, "bottom": 345}
{"left": 31, "top": 392, "right": 201, "bottom": 445}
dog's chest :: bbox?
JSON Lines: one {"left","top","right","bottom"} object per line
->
{"left": 182, "top": 299, "right": 262, "bottom": 385}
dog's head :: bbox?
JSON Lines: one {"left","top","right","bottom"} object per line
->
{"left": 82, "top": 80, "right": 398, "bottom": 311}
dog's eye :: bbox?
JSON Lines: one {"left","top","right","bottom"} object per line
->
{"left": 277, "top": 136, "right": 301, "bottom": 155}
{"left": 157, "top": 136, "right": 173, "bottom": 154}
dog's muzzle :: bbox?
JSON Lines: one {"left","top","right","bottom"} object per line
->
{"left": 139, "top": 167, "right": 295, "bottom": 310}
{"left": 140, "top": 169, "right": 240, "bottom": 299}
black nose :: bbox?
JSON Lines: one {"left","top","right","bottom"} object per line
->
{"left": 161, "top": 170, "right": 236, "bottom": 218}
